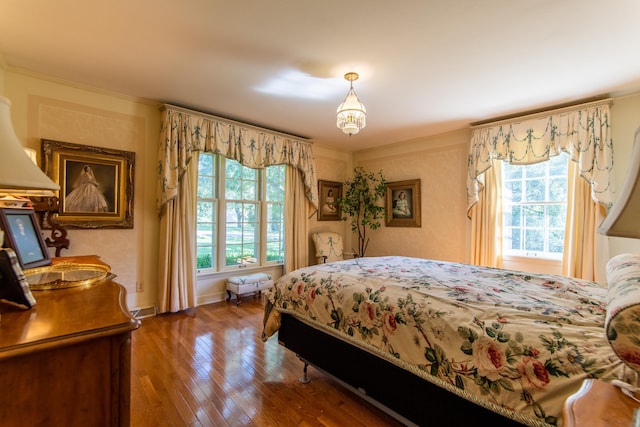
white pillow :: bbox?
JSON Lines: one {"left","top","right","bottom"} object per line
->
{"left": 605, "top": 253, "right": 640, "bottom": 371}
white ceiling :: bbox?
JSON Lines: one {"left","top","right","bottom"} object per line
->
{"left": 1, "top": 1, "right": 640, "bottom": 152}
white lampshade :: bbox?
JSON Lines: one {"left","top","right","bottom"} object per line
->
{"left": 598, "top": 127, "right": 640, "bottom": 238}
{"left": 0, "top": 96, "right": 59, "bottom": 195}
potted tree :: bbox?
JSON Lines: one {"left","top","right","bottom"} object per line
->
{"left": 337, "top": 166, "right": 387, "bottom": 258}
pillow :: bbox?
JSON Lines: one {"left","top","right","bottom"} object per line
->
{"left": 605, "top": 253, "right": 640, "bottom": 371}
{"left": 0, "top": 248, "right": 36, "bottom": 309}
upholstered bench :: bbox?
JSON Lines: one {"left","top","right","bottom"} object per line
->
{"left": 226, "top": 272, "right": 273, "bottom": 306}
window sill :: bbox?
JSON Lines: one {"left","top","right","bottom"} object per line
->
{"left": 502, "top": 255, "right": 562, "bottom": 276}
{"left": 197, "top": 263, "right": 283, "bottom": 280}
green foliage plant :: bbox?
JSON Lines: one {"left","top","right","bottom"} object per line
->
{"left": 337, "top": 167, "right": 387, "bottom": 258}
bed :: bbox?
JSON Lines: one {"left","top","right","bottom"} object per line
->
{"left": 261, "top": 255, "right": 639, "bottom": 427}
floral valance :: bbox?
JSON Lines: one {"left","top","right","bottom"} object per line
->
{"left": 467, "top": 101, "right": 615, "bottom": 215}
{"left": 157, "top": 104, "right": 318, "bottom": 213}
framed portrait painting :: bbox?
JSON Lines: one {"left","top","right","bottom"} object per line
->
{"left": 386, "top": 179, "right": 421, "bottom": 227}
{"left": 0, "top": 208, "right": 51, "bottom": 269}
{"left": 41, "top": 139, "right": 135, "bottom": 229}
{"left": 317, "top": 180, "right": 342, "bottom": 221}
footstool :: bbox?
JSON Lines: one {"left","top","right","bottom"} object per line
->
{"left": 226, "top": 272, "right": 273, "bottom": 306}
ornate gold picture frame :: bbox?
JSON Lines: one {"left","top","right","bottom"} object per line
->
{"left": 41, "top": 139, "right": 135, "bottom": 229}
{"left": 385, "top": 179, "right": 421, "bottom": 227}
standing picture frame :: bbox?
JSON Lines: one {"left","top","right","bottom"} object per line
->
{"left": 0, "top": 248, "right": 37, "bottom": 308}
{"left": 385, "top": 179, "right": 421, "bottom": 227}
{"left": 0, "top": 208, "right": 51, "bottom": 269}
{"left": 317, "top": 180, "right": 342, "bottom": 221}
{"left": 41, "top": 139, "right": 135, "bottom": 229}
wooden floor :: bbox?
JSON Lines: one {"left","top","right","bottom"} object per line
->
{"left": 130, "top": 298, "right": 405, "bottom": 427}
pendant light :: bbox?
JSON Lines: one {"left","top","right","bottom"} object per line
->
{"left": 336, "top": 72, "right": 366, "bottom": 136}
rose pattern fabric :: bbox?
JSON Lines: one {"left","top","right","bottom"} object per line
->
{"left": 264, "top": 256, "right": 624, "bottom": 427}
{"left": 605, "top": 254, "right": 640, "bottom": 372}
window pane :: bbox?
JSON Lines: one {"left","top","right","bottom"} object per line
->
{"left": 547, "top": 204, "right": 566, "bottom": 228}
{"left": 525, "top": 179, "right": 545, "bottom": 202}
{"left": 242, "top": 179, "right": 257, "bottom": 200}
{"left": 265, "top": 165, "right": 285, "bottom": 262}
{"left": 198, "top": 153, "right": 213, "bottom": 174}
{"left": 504, "top": 180, "right": 522, "bottom": 203}
{"left": 225, "top": 201, "right": 258, "bottom": 267}
{"left": 503, "top": 165, "right": 523, "bottom": 181}
{"left": 548, "top": 230, "right": 565, "bottom": 254}
{"left": 266, "top": 167, "right": 285, "bottom": 201}
{"left": 525, "top": 162, "right": 545, "bottom": 178}
{"left": 225, "top": 179, "right": 241, "bottom": 199}
{"left": 196, "top": 246, "right": 213, "bottom": 269}
{"left": 508, "top": 205, "right": 522, "bottom": 227}
{"left": 549, "top": 177, "right": 567, "bottom": 200}
{"left": 524, "top": 229, "right": 544, "bottom": 251}
{"left": 547, "top": 154, "right": 567, "bottom": 176}
{"left": 524, "top": 204, "right": 544, "bottom": 227}
{"left": 196, "top": 153, "right": 217, "bottom": 270}
{"left": 197, "top": 176, "right": 213, "bottom": 198}
{"left": 243, "top": 227, "right": 257, "bottom": 243}
{"left": 225, "top": 160, "right": 258, "bottom": 201}
{"left": 505, "top": 227, "right": 522, "bottom": 251}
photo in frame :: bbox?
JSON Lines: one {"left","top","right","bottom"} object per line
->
{"left": 41, "top": 139, "right": 135, "bottom": 229}
{"left": 0, "top": 208, "right": 51, "bottom": 269}
{"left": 0, "top": 248, "right": 37, "bottom": 308}
{"left": 317, "top": 180, "right": 342, "bottom": 221}
{"left": 385, "top": 179, "right": 421, "bottom": 227}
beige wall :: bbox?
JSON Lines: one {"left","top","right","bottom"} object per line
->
{"left": 353, "top": 130, "right": 470, "bottom": 263}
{"left": 2, "top": 68, "right": 161, "bottom": 311}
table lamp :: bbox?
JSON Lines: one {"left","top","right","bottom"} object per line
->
{"left": 598, "top": 127, "right": 640, "bottom": 238}
{"left": 0, "top": 96, "right": 59, "bottom": 308}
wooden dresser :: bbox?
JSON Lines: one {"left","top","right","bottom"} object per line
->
{"left": 564, "top": 379, "right": 640, "bottom": 427}
{"left": 0, "top": 257, "right": 140, "bottom": 427}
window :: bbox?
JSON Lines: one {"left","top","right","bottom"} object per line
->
{"left": 196, "top": 153, "right": 285, "bottom": 272}
{"left": 502, "top": 153, "right": 568, "bottom": 259}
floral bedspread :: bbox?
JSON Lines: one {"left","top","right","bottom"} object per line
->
{"left": 263, "top": 256, "right": 624, "bottom": 427}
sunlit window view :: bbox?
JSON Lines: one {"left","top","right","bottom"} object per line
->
{"left": 196, "top": 153, "right": 285, "bottom": 271}
{"left": 502, "top": 153, "right": 568, "bottom": 259}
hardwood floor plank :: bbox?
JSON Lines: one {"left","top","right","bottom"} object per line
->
{"left": 131, "top": 300, "right": 405, "bottom": 426}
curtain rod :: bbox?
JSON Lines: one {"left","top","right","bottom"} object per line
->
{"left": 161, "top": 103, "right": 312, "bottom": 143}
{"left": 470, "top": 97, "right": 614, "bottom": 130}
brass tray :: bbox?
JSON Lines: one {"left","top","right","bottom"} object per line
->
{"left": 24, "top": 262, "right": 111, "bottom": 290}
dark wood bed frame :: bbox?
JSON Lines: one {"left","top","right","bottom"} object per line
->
{"left": 277, "top": 313, "right": 524, "bottom": 427}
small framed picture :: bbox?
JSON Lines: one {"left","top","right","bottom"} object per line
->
{"left": 0, "top": 208, "right": 51, "bottom": 269}
{"left": 386, "top": 179, "right": 421, "bottom": 227}
{"left": 317, "top": 180, "right": 342, "bottom": 221}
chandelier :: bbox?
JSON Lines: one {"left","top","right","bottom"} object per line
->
{"left": 336, "top": 72, "right": 366, "bottom": 136}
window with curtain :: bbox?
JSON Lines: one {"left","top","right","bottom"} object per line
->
{"left": 467, "top": 100, "right": 613, "bottom": 278}
{"left": 196, "top": 152, "right": 285, "bottom": 272}
{"left": 502, "top": 152, "right": 568, "bottom": 259}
